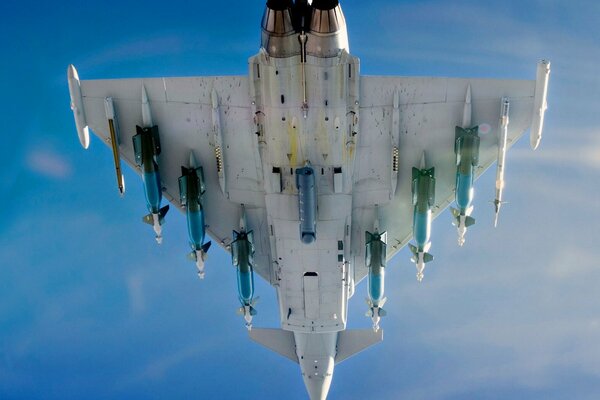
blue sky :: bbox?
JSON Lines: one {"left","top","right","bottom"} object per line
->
{"left": 2, "top": 0, "right": 600, "bottom": 399}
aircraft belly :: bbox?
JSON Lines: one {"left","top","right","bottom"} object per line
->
{"left": 252, "top": 53, "right": 359, "bottom": 333}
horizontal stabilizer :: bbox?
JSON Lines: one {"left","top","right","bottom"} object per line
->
{"left": 249, "top": 328, "right": 298, "bottom": 363}
{"left": 202, "top": 241, "right": 212, "bottom": 253}
{"left": 465, "top": 216, "right": 476, "bottom": 227}
{"left": 335, "top": 329, "right": 383, "bottom": 364}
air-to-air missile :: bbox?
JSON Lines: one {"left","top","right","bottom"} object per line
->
{"left": 179, "top": 152, "right": 211, "bottom": 278}
{"left": 409, "top": 155, "right": 435, "bottom": 282}
{"left": 365, "top": 230, "right": 387, "bottom": 331}
{"left": 493, "top": 98, "right": 510, "bottom": 226}
{"left": 296, "top": 165, "right": 317, "bottom": 244}
{"left": 231, "top": 212, "right": 257, "bottom": 330}
{"left": 133, "top": 85, "right": 169, "bottom": 244}
{"left": 530, "top": 60, "right": 551, "bottom": 150}
{"left": 451, "top": 125, "right": 480, "bottom": 246}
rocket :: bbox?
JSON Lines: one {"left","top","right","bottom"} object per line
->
{"left": 179, "top": 152, "right": 211, "bottom": 278}
{"left": 409, "top": 154, "right": 435, "bottom": 282}
{"left": 133, "top": 85, "right": 169, "bottom": 244}
{"left": 232, "top": 212, "right": 257, "bottom": 330}
{"left": 451, "top": 125, "right": 480, "bottom": 246}
{"left": 365, "top": 230, "right": 387, "bottom": 331}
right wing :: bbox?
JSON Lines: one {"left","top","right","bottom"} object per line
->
{"left": 351, "top": 69, "right": 546, "bottom": 282}
{"left": 69, "top": 68, "right": 275, "bottom": 283}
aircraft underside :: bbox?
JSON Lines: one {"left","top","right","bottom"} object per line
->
{"left": 68, "top": 0, "right": 549, "bottom": 398}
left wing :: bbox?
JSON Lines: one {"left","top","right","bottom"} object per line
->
{"left": 68, "top": 67, "right": 275, "bottom": 282}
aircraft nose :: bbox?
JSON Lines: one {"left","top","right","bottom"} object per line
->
{"left": 303, "top": 374, "right": 333, "bottom": 400}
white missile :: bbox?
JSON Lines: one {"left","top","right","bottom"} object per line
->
{"left": 67, "top": 65, "right": 90, "bottom": 149}
{"left": 530, "top": 60, "right": 551, "bottom": 150}
{"left": 494, "top": 97, "right": 510, "bottom": 226}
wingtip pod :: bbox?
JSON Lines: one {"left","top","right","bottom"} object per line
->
{"left": 530, "top": 60, "right": 551, "bottom": 150}
{"left": 67, "top": 64, "right": 90, "bottom": 149}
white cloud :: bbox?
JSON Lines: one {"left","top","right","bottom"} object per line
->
{"left": 25, "top": 148, "right": 72, "bottom": 179}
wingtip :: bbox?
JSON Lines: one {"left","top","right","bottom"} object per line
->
{"left": 67, "top": 64, "right": 79, "bottom": 81}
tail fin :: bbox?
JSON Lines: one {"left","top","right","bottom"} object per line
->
{"left": 408, "top": 244, "right": 434, "bottom": 263}
{"left": 423, "top": 252, "right": 434, "bottom": 263}
{"left": 335, "top": 329, "right": 383, "bottom": 364}
{"left": 142, "top": 205, "right": 170, "bottom": 225}
{"left": 408, "top": 243, "right": 418, "bottom": 257}
{"left": 249, "top": 328, "right": 298, "bottom": 363}
{"left": 450, "top": 207, "right": 460, "bottom": 218}
{"left": 158, "top": 205, "right": 169, "bottom": 223}
{"left": 142, "top": 213, "right": 154, "bottom": 225}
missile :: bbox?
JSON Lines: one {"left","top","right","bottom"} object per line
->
{"left": 133, "top": 85, "right": 169, "bottom": 244}
{"left": 410, "top": 155, "right": 435, "bottom": 282}
{"left": 365, "top": 230, "right": 387, "bottom": 332}
{"left": 104, "top": 97, "right": 125, "bottom": 196}
{"left": 296, "top": 165, "right": 317, "bottom": 244}
{"left": 67, "top": 65, "right": 90, "bottom": 149}
{"left": 179, "top": 152, "right": 211, "bottom": 279}
{"left": 462, "top": 84, "right": 472, "bottom": 129}
{"left": 494, "top": 98, "right": 510, "bottom": 227}
{"left": 231, "top": 228, "right": 257, "bottom": 330}
{"left": 451, "top": 126, "right": 480, "bottom": 245}
{"left": 530, "top": 60, "right": 551, "bottom": 150}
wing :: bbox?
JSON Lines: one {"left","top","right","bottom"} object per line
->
{"left": 351, "top": 75, "right": 537, "bottom": 282}
{"left": 71, "top": 71, "right": 275, "bottom": 283}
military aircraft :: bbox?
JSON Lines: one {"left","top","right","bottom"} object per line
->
{"left": 67, "top": 0, "right": 550, "bottom": 398}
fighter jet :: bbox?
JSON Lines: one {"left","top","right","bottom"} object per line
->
{"left": 67, "top": 0, "right": 550, "bottom": 398}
